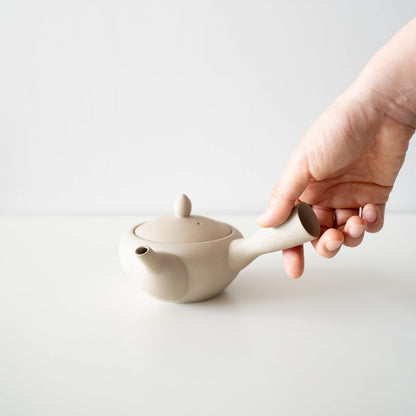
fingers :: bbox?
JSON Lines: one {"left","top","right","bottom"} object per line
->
{"left": 362, "top": 203, "right": 385, "bottom": 233}
{"left": 257, "top": 184, "right": 297, "bottom": 228}
{"left": 280, "top": 204, "right": 385, "bottom": 279}
{"left": 334, "top": 208, "right": 360, "bottom": 229}
{"left": 312, "top": 228, "right": 344, "bottom": 258}
{"left": 310, "top": 205, "right": 384, "bottom": 263}
{"left": 281, "top": 205, "right": 332, "bottom": 280}
{"left": 313, "top": 205, "right": 335, "bottom": 235}
{"left": 258, "top": 152, "right": 311, "bottom": 227}
{"left": 282, "top": 246, "right": 304, "bottom": 279}
{"left": 334, "top": 208, "right": 366, "bottom": 247}
{"left": 343, "top": 215, "right": 366, "bottom": 247}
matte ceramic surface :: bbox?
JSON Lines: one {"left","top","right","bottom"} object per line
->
{"left": 119, "top": 195, "right": 320, "bottom": 302}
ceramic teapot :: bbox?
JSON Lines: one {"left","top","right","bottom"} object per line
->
{"left": 119, "top": 194, "right": 320, "bottom": 303}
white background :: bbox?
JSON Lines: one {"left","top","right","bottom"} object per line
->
{"left": 1, "top": 0, "right": 415, "bottom": 214}
{"left": 1, "top": 3, "right": 416, "bottom": 414}
{"left": 1, "top": 213, "right": 416, "bottom": 416}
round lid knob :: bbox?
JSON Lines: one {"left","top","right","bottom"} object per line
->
{"left": 134, "top": 194, "right": 232, "bottom": 243}
{"left": 174, "top": 194, "right": 192, "bottom": 218}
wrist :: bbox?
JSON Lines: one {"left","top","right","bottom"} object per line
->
{"left": 351, "top": 18, "right": 416, "bottom": 129}
{"left": 356, "top": 78, "right": 416, "bottom": 130}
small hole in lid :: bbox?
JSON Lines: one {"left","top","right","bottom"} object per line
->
{"left": 196, "top": 222, "right": 201, "bottom": 225}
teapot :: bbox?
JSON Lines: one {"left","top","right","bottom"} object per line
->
{"left": 119, "top": 194, "right": 320, "bottom": 303}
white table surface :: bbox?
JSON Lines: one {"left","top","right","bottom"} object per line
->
{"left": 0, "top": 213, "right": 415, "bottom": 416}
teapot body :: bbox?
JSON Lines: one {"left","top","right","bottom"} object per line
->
{"left": 118, "top": 194, "right": 320, "bottom": 303}
{"left": 119, "top": 224, "right": 243, "bottom": 303}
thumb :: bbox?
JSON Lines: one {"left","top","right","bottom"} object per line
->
{"left": 258, "top": 150, "right": 311, "bottom": 227}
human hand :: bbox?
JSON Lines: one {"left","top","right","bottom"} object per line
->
{"left": 258, "top": 18, "right": 416, "bottom": 278}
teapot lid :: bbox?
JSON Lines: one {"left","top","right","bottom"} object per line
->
{"left": 134, "top": 194, "right": 232, "bottom": 243}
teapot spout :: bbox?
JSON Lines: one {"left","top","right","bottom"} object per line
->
{"left": 134, "top": 246, "right": 188, "bottom": 301}
{"left": 228, "top": 203, "right": 320, "bottom": 272}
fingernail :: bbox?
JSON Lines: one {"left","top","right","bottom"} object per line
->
{"left": 349, "top": 224, "right": 366, "bottom": 238}
{"left": 325, "top": 240, "right": 343, "bottom": 251}
{"left": 365, "top": 209, "right": 377, "bottom": 223}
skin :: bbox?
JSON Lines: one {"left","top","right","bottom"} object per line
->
{"left": 258, "top": 18, "right": 416, "bottom": 278}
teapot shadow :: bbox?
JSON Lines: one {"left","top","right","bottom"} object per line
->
{"left": 185, "top": 266, "right": 394, "bottom": 309}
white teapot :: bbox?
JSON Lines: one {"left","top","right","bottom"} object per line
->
{"left": 119, "top": 194, "right": 319, "bottom": 303}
